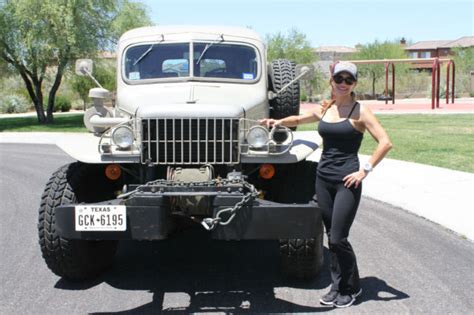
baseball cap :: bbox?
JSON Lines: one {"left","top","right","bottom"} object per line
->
{"left": 333, "top": 62, "right": 358, "bottom": 80}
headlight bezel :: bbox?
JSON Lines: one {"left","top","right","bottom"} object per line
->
{"left": 111, "top": 125, "right": 134, "bottom": 149}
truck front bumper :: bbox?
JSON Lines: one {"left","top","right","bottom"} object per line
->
{"left": 55, "top": 191, "right": 322, "bottom": 241}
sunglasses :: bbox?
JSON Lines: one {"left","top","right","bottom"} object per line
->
{"left": 333, "top": 75, "right": 356, "bottom": 85}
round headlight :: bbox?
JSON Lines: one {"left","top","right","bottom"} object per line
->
{"left": 271, "top": 128, "right": 290, "bottom": 144}
{"left": 247, "top": 126, "right": 269, "bottom": 149}
{"left": 112, "top": 126, "right": 134, "bottom": 149}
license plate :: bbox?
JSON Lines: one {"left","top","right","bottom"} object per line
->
{"left": 75, "top": 205, "right": 126, "bottom": 231}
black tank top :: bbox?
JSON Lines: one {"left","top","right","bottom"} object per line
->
{"left": 317, "top": 102, "right": 363, "bottom": 182}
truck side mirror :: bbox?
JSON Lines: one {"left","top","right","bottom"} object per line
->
{"left": 75, "top": 59, "right": 105, "bottom": 90}
{"left": 75, "top": 59, "right": 94, "bottom": 76}
{"left": 295, "top": 64, "right": 315, "bottom": 80}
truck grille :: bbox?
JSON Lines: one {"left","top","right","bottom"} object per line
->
{"left": 141, "top": 118, "right": 240, "bottom": 164}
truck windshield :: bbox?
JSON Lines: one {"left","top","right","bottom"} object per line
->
{"left": 193, "top": 43, "right": 258, "bottom": 80}
{"left": 125, "top": 43, "right": 190, "bottom": 80}
{"left": 124, "top": 42, "right": 258, "bottom": 81}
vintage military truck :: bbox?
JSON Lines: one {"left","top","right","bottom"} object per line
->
{"left": 38, "top": 26, "right": 323, "bottom": 280}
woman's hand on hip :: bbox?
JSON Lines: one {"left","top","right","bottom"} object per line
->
{"left": 343, "top": 170, "right": 368, "bottom": 189}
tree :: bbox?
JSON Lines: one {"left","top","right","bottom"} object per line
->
{"left": 0, "top": 57, "right": 12, "bottom": 79}
{"left": 266, "top": 29, "right": 319, "bottom": 100}
{"left": 350, "top": 40, "right": 408, "bottom": 97}
{"left": 451, "top": 47, "right": 474, "bottom": 96}
{"left": 266, "top": 28, "right": 316, "bottom": 64}
{"left": 0, "top": 0, "right": 151, "bottom": 124}
{"left": 110, "top": 1, "right": 152, "bottom": 46}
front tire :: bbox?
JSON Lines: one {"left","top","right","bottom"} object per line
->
{"left": 38, "top": 162, "right": 118, "bottom": 280}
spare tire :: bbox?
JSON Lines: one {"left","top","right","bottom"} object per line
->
{"left": 269, "top": 59, "right": 300, "bottom": 119}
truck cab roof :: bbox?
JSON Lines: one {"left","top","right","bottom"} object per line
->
{"left": 119, "top": 25, "right": 264, "bottom": 45}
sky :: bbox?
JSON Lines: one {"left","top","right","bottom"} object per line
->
{"left": 138, "top": 0, "right": 473, "bottom": 47}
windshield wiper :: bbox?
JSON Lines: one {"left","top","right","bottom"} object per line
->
{"left": 133, "top": 34, "right": 164, "bottom": 66}
{"left": 196, "top": 34, "right": 224, "bottom": 65}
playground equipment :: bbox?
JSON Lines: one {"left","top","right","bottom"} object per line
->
{"left": 332, "top": 58, "right": 455, "bottom": 110}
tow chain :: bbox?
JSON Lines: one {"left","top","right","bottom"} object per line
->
{"left": 200, "top": 180, "right": 258, "bottom": 231}
{"left": 118, "top": 178, "right": 259, "bottom": 231}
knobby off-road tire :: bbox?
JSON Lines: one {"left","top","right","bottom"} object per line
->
{"left": 279, "top": 231, "right": 324, "bottom": 280}
{"left": 38, "top": 162, "right": 118, "bottom": 280}
{"left": 269, "top": 59, "right": 300, "bottom": 120}
{"left": 275, "top": 161, "right": 324, "bottom": 280}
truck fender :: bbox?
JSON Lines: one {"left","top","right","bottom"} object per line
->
{"left": 56, "top": 133, "right": 139, "bottom": 164}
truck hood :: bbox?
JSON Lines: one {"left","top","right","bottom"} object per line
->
{"left": 117, "top": 82, "right": 266, "bottom": 118}
{"left": 136, "top": 103, "right": 245, "bottom": 118}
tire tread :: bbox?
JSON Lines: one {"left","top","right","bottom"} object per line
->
{"left": 269, "top": 59, "right": 300, "bottom": 119}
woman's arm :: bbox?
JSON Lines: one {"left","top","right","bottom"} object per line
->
{"left": 260, "top": 105, "right": 322, "bottom": 128}
{"left": 360, "top": 105, "right": 393, "bottom": 168}
{"left": 344, "top": 104, "right": 392, "bottom": 188}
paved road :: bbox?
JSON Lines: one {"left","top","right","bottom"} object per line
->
{"left": 1, "top": 143, "right": 473, "bottom": 314}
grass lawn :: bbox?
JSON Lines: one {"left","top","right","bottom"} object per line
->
{"left": 1, "top": 113, "right": 473, "bottom": 173}
{"left": 0, "top": 113, "right": 87, "bottom": 132}
{"left": 300, "top": 114, "right": 474, "bottom": 173}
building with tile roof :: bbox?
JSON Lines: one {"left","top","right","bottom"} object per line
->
{"left": 405, "top": 36, "right": 473, "bottom": 60}
{"left": 404, "top": 36, "right": 473, "bottom": 70}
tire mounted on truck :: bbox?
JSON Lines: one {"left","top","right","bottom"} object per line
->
{"left": 38, "top": 162, "right": 118, "bottom": 280}
{"left": 269, "top": 59, "right": 300, "bottom": 120}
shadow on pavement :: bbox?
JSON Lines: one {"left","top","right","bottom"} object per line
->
{"left": 55, "top": 227, "right": 408, "bottom": 313}
{"left": 354, "top": 276, "right": 410, "bottom": 306}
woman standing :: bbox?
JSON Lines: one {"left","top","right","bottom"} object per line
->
{"left": 261, "top": 61, "right": 392, "bottom": 308}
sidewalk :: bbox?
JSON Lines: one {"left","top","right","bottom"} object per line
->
{"left": 1, "top": 131, "right": 473, "bottom": 241}
{"left": 359, "top": 156, "right": 473, "bottom": 241}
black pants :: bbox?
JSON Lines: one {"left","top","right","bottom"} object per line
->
{"left": 315, "top": 176, "right": 362, "bottom": 295}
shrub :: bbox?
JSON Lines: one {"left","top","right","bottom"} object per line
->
{"left": 0, "top": 94, "right": 30, "bottom": 113}
{"left": 71, "top": 99, "right": 85, "bottom": 110}
{"left": 310, "top": 94, "right": 322, "bottom": 103}
{"left": 43, "top": 95, "right": 72, "bottom": 112}
{"left": 54, "top": 95, "right": 72, "bottom": 112}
